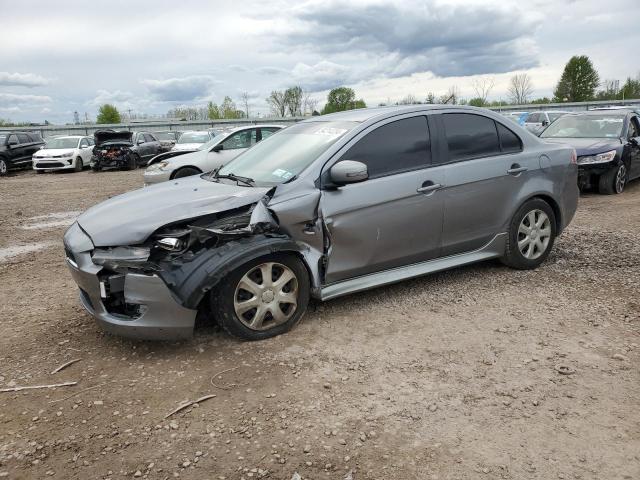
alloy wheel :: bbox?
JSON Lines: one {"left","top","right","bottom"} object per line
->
{"left": 517, "top": 209, "right": 551, "bottom": 260}
{"left": 0, "top": 160, "right": 7, "bottom": 175}
{"left": 233, "top": 262, "right": 298, "bottom": 331}
{"left": 615, "top": 165, "right": 627, "bottom": 194}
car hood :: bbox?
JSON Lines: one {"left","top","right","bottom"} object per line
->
{"left": 34, "top": 148, "right": 75, "bottom": 156}
{"left": 172, "top": 143, "right": 203, "bottom": 151}
{"left": 543, "top": 137, "right": 622, "bottom": 156}
{"left": 77, "top": 175, "right": 269, "bottom": 247}
{"left": 94, "top": 130, "right": 133, "bottom": 146}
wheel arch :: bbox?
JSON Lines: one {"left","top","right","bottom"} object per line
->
{"left": 157, "top": 234, "right": 317, "bottom": 311}
{"left": 518, "top": 193, "right": 562, "bottom": 233}
{"left": 170, "top": 165, "right": 203, "bottom": 180}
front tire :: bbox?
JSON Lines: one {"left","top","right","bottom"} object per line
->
{"left": 212, "top": 253, "right": 310, "bottom": 340}
{"left": 598, "top": 163, "right": 627, "bottom": 194}
{"left": 0, "top": 158, "right": 7, "bottom": 176}
{"left": 501, "top": 198, "right": 556, "bottom": 270}
{"left": 74, "top": 157, "right": 83, "bottom": 172}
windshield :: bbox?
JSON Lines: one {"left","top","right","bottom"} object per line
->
{"left": 45, "top": 137, "right": 79, "bottom": 149}
{"left": 540, "top": 114, "right": 625, "bottom": 139}
{"left": 547, "top": 112, "right": 567, "bottom": 123}
{"left": 214, "top": 121, "right": 357, "bottom": 185}
{"left": 197, "top": 136, "right": 221, "bottom": 151}
{"left": 177, "top": 132, "right": 209, "bottom": 144}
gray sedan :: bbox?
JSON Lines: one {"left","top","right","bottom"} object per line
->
{"left": 143, "top": 125, "right": 284, "bottom": 184}
{"left": 64, "top": 105, "right": 578, "bottom": 341}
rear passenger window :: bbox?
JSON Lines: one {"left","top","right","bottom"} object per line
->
{"left": 18, "top": 134, "right": 30, "bottom": 143}
{"left": 497, "top": 123, "right": 522, "bottom": 153}
{"left": 145, "top": 133, "right": 156, "bottom": 142}
{"left": 343, "top": 116, "right": 430, "bottom": 178}
{"left": 443, "top": 114, "right": 500, "bottom": 161}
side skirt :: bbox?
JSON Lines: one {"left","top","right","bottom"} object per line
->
{"left": 319, "top": 233, "right": 507, "bottom": 301}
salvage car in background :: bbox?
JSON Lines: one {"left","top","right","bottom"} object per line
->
{"left": 91, "top": 130, "right": 162, "bottom": 170}
{"left": 171, "top": 130, "right": 214, "bottom": 151}
{"left": 0, "top": 131, "right": 45, "bottom": 175}
{"left": 144, "top": 125, "right": 283, "bottom": 184}
{"left": 541, "top": 110, "right": 640, "bottom": 194}
{"left": 33, "top": 135, "right": 94, "bottom": 173}
{"left": 524, "top": 111, "right": 570, "bottom": 136}
{"left": 153, "top": 131, "right": 181, "bottom": 152}
{"left": 64, "top": 105, "right": 578, "bottom": 341}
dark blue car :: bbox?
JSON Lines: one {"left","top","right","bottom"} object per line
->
{"left": 541, "top": 110, "right": 640, "bottom": 194}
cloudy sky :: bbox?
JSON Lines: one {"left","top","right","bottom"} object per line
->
{"left": 1, "top": 0, "right": 638, "bottom": 123}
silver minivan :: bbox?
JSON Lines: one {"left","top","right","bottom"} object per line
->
{"left": 64, "top": 106, "right": 579, "bottom": 341}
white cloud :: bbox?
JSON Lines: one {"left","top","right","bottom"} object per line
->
{"left": 141, "top": 75, "right": 219, "bottom": 102}
{"left": 0, "top": 93, "right": 52, "bottom": 108}
{"left": 0, "top": 71, "right": 51, "bottom": 87}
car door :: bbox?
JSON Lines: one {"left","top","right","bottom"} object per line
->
{"left": 626, "top": 115, "right": 640, "bottom": 179}
{"left": 16, "top": 134, "right": 33, "bottom": 165}
{"left": 6, "top": 134, "right": 21, "bottom": 166}
{"left": 436, "top": 112, "right": 537, "bottom": 256}
{"left": 78, "top": 138, "right": 91, "bottom": 164}
{"left": 205, "top": 128, "right": 257, "bottom": 171}
{"left": 524, "top": 112, "right": 542, "bottom": 133}
{"left": 145, "top": 133, "right": 161, "bottom": 157}
{"left": 319, "top": 114, "right": 446, "bottom": 284}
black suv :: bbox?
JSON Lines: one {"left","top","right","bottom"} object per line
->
{"left": 0, "top": 131, "right": 45, "bottom": 175}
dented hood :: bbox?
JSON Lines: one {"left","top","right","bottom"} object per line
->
{"left": 77, "top": 175, "right": 269, "bottom": 246}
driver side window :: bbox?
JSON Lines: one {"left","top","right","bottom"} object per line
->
{"left": 221, "top": 129, "right": 257, "bottom": 150}
{"left": 629, "top": 117, "right": 640, "bottom": 139}
{"left": 8, "top": 134, "right": 18, "bottom": 145}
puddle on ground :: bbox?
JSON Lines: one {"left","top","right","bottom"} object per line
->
{"left": 0, "top": 242, "right": 58, "bottom": 262}
{"left": 20, "top": 211, "right": 81, "bottom": 230}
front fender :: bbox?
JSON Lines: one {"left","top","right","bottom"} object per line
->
{"left": 157, "top": 234, "right": 310, "bottom": 309}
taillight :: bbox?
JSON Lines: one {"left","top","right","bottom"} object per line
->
{"left": 570, "top": 149, "right": 577, "bottom": 164}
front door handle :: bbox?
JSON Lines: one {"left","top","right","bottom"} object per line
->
{"left": 507, "top": 164, "right": 528, "bottom": 175}
{"left": 417, "top": 182, "right": 442, "bottom": 193}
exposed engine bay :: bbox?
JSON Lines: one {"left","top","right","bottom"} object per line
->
{"left": 92, "top": 130, "right": 135, "bottom": 170}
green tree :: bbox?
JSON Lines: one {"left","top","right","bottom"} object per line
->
{"left": 220, "top": 96, "right": 241, "bottom": 119}
{"left": 96, "top": 104, "right": 121, "bottom": 124}
{"left": 620, "top": 76, "right": 640, "bottom": 99}
{"left": 284, "top": 86, "right": 303, "bottom": 116}
{"left": 467, "top": 97, "right": 485, "bottom": 107}
{"left": 553, "top": 55, "right": 600, "bottom": 102}
{"left": 321, "top": 87, "right": 366, "bottom": 114}
{"left": 207, "top": 101, "right": 220, "bottom": 119}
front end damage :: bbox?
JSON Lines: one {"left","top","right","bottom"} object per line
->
{"left": 64, "top": 192, "right": 322, "bottom": 340}
{"left": 91, "top": 130, "right": 134, "bottom": 170}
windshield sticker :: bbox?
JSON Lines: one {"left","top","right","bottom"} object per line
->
{"left": 272, "top": 168, "right": 294, "bottom": 179}
{"left": 314, "top": 127, "right": 347, "bottom": 138}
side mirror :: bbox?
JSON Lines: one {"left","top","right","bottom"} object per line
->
{"left": 137, "top": 139, "right": 145, "bottom": 145}
{"left": 211, "top": 144, "right": 223, "bottom": 152}
{"left": 542, "top": 120, "right": 549, "bottom": 126}
{"left": 330, "top": 160, "right": 368, "bottom": 185}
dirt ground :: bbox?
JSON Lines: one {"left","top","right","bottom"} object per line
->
{"left": 0, "top": 168, "right": 638, "bottom": 480}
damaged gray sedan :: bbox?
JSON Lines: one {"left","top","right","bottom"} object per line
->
{"left": 64, "top": 105, "right": 579, "bottom": 341}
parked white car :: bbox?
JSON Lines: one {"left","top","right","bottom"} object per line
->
{"left": 524, "top": 111, "right": 571, "bottom": 136}
{"left": 32, "top": 135, "right": 95, "bottom": 173}
{"left": 144, "top": 125, "right": 284, "bottom": 185}
{"left": 170, "top": 130, "right": 215, "bottom": 152}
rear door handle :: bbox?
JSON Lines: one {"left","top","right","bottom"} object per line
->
{"left": 417, "top": 183, "right": 442, "bottom": 193}
{"left": 507, "top": 165, "right": 528, "bottom": 175}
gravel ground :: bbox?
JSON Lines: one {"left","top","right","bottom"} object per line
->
{"left": 0, "top": 169, "right": 638, "bottom": 480}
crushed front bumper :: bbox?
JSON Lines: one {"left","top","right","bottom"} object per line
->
{"left": 63, "top": 222, "right": 197, "bottom": 340}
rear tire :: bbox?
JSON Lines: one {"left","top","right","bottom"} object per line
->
{"left": 501, "top": 198, "right": 556, "bottom": 270}
{"left": 172, "top": 167, "right": 202, "bottom": 179}
{"left": 0, "top": 158, "right": 7, "bottom": 176}
{"left": 212, "top": 253, "right": 310, "bottom": 341}
{"left": 598, "top": 163, "right": 627, "bottom": 194}
{"left": 74, "top": 157, "right": 83, "bottom": 172}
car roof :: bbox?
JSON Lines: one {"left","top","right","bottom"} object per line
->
{"left": 227, "top": 124, "right": 286, "bottom": 132}
{"left": 303, "top": 104, "right": 499, "bottom": 123}
{"left": 563, "top": 110, "right": 628, "bottom": 117}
